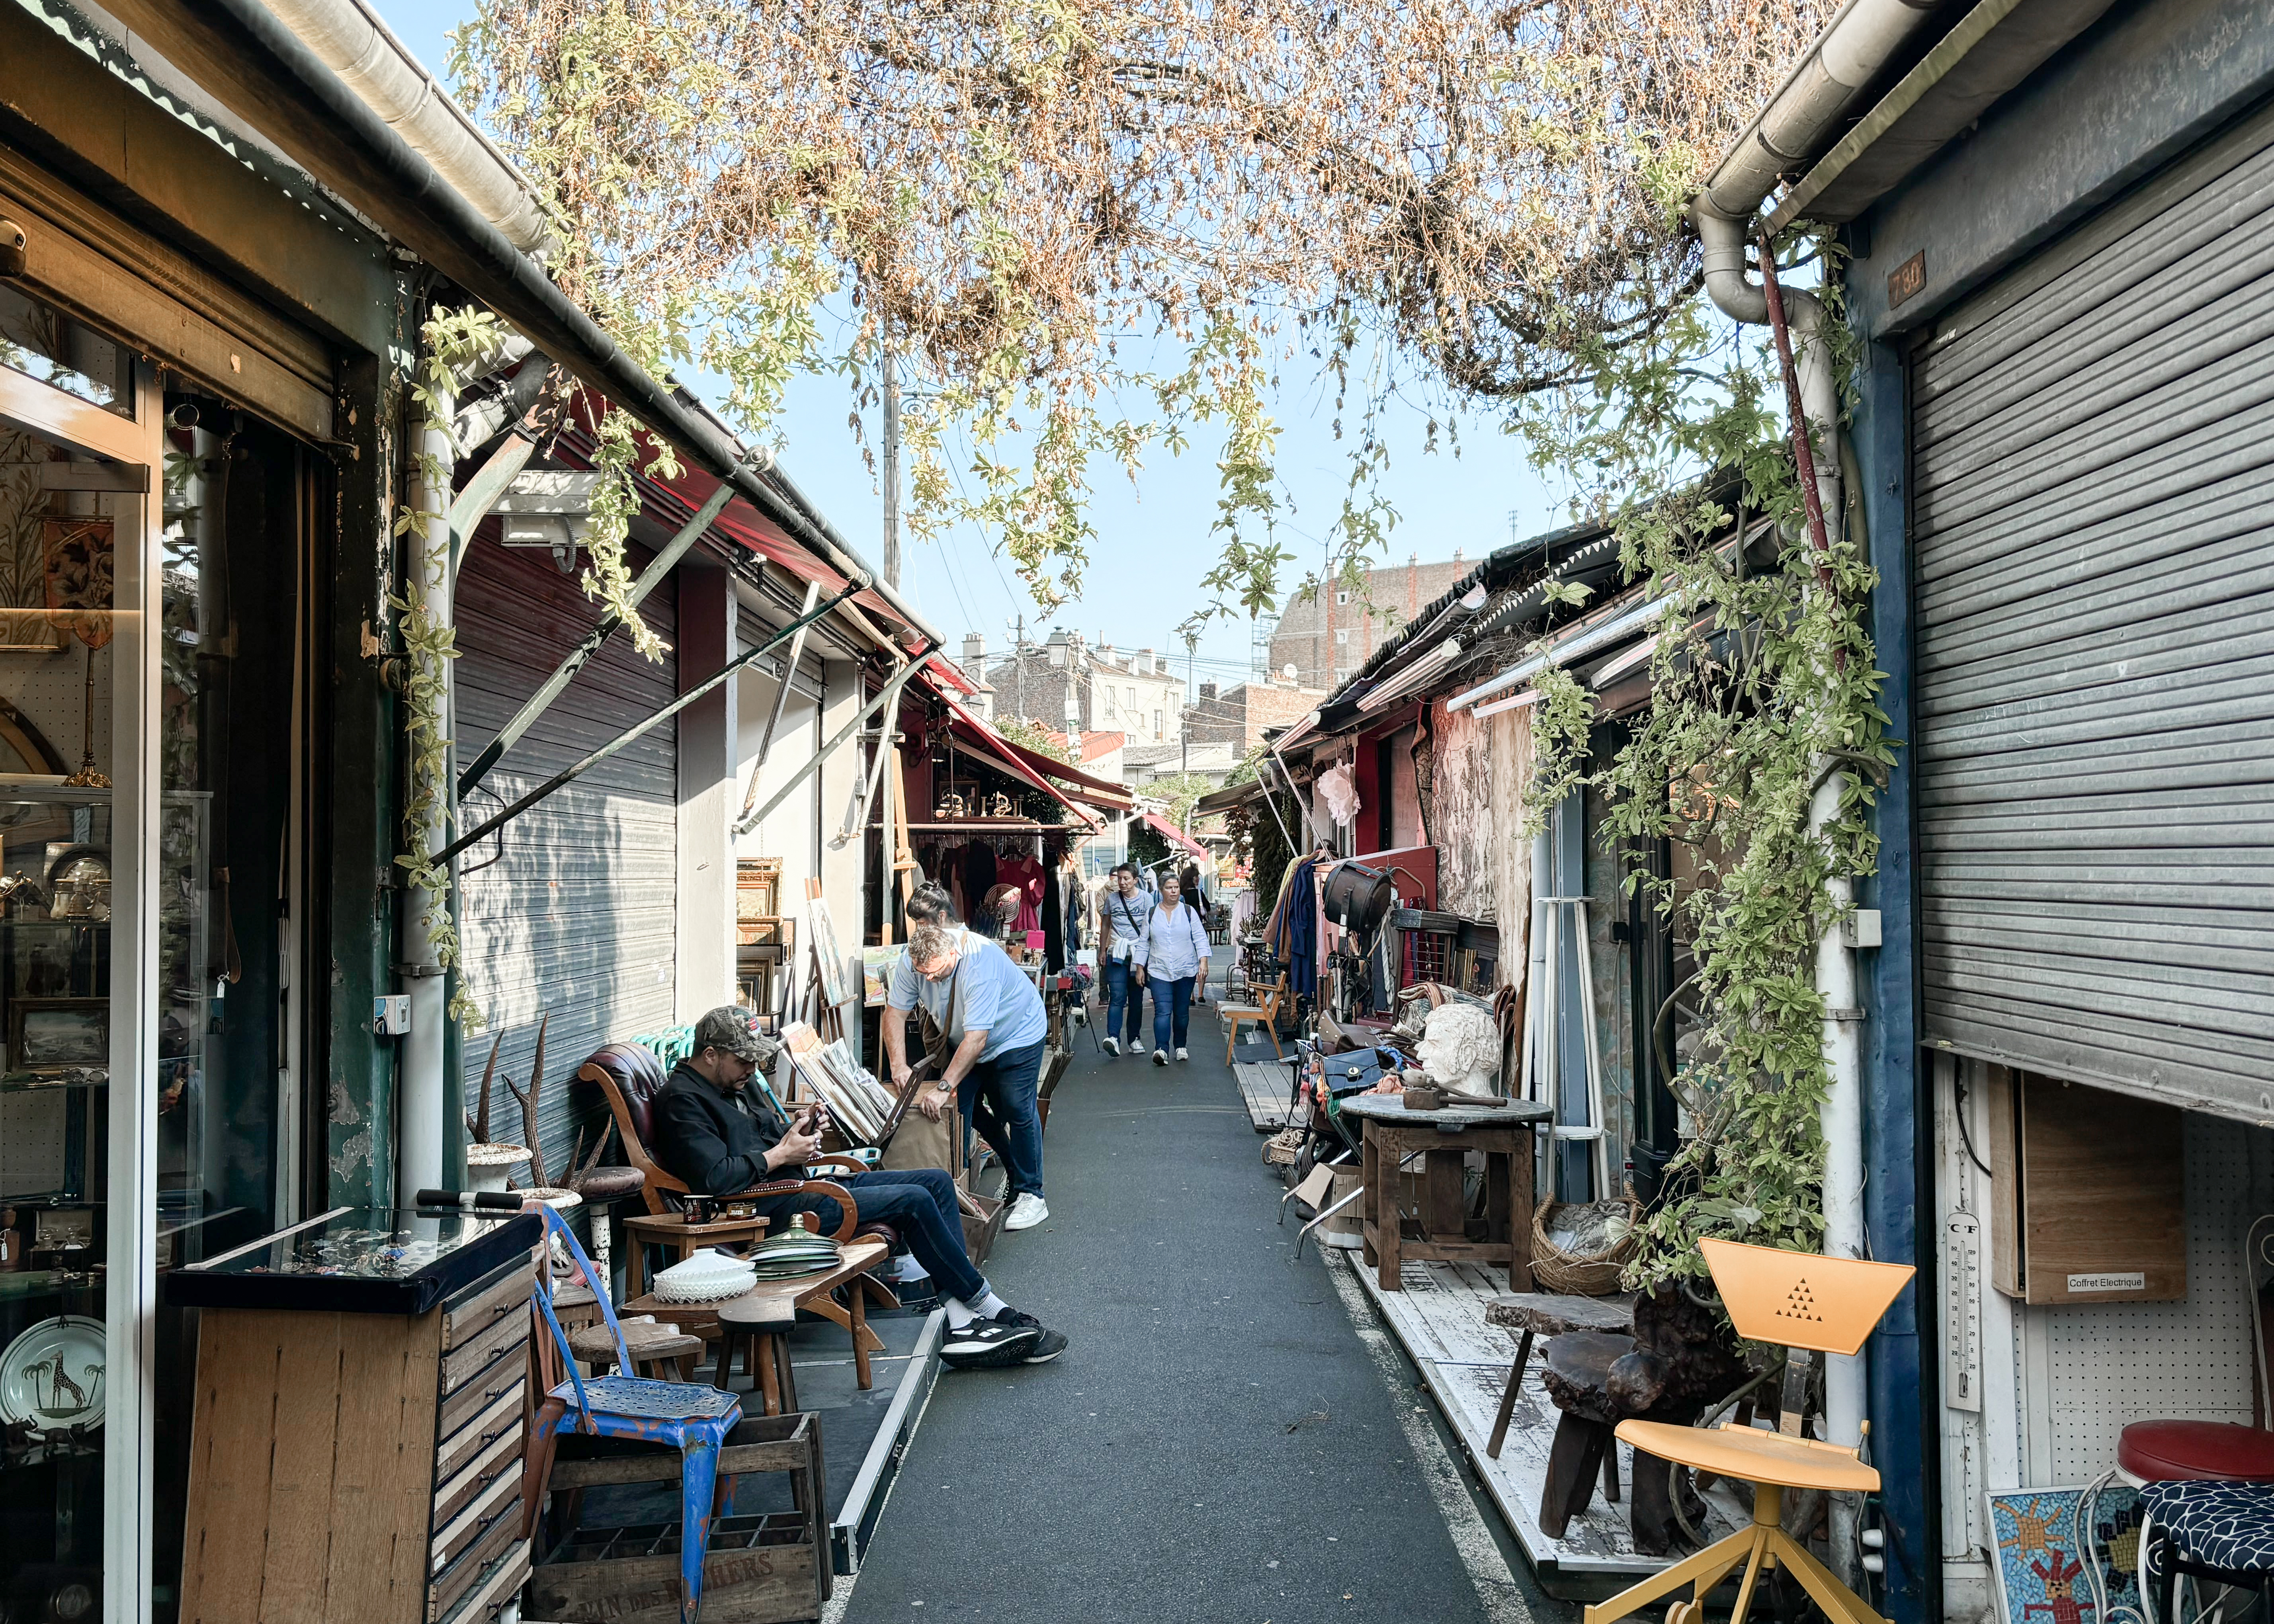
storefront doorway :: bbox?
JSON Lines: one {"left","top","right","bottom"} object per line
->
{"left": 0, "top": 292, "right": 313, "bottom": 1623}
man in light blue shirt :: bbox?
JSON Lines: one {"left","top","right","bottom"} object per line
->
{"left": 883, "top": 919, "right": 1051, "bottom": 1230}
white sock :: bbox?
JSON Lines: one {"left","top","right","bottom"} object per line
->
{"left": 944, "top": 1297, "right": 977, "bottom": 1329}
{"left": 971, "top": 1290, "right": 1010, "bottom": 1319}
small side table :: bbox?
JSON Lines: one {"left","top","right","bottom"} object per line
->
{"left": 1337, "top": 1092, "right": 1551, "bottom": 1294}
{"left": 621, "top": 1211, "right": 770, "bottom": 1298}
{"left": 1483, "top": 1290, "right": 1636, "bottom": 1458}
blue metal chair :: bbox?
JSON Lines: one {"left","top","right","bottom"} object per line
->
{"left": 526, "top": 1203, "right": 742, "bottom": 1623}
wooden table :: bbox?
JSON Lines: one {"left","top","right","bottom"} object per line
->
{"left": 1338, "top": 1092, "right": 1551, "bottom": 1294}
{"left": 625, "top": 1237, "right": 891, "bottom": 1391}
{"left": 621, "top": 1210, "right": 771, "bottom": 1296}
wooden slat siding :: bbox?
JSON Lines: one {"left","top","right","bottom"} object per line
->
{"left": 260, "top": 1318, "right": 349, "bottom": 1622}
{"left": 326, "top": 1314, "right": 443, "bottom": 1622}
{"left": 455, "top": 530, "right": 679, "bottom": 1186}
{"left": 182, "top": 1314, "right": 284, "bottom": 1622}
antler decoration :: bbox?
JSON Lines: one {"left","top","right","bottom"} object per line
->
{"left": 504, "top": 1012, "right": 551, "bottom": 1188}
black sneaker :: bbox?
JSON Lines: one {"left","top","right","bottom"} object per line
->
{"left": 940, "top": 1320, "right": 1041, "bottom": 1368}
{"left": 990, "top": 1308, "right": 1067, "bottom": 1364}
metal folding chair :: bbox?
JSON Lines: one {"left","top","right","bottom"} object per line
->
{"left": 526, "top": 1204, "right": 743, "bottom": 1624}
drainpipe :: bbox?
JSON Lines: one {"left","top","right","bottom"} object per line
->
{"left": 1695, "top": 199, "right": 1868, "bottom": 1578}
{"left": 397, "top": 369, "right": 455, "bottom": 1204}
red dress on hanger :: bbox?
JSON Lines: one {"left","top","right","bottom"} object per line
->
{"left": 996, "top": 852, "right": 1045, "bottom": 935}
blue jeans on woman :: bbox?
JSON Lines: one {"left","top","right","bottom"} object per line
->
{"left": 1150, "top": 975, "right": 1197, "bottom": 1052}
{"left": 957, "top": 1038, "right": 1046, "bottom": 1199}
{"left": 1102, "top": 954, "right": 1145, "bottom": 1046}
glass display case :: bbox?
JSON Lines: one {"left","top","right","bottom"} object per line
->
{"left": 165, "top": 1208, "right": 542, "bottom": 1317}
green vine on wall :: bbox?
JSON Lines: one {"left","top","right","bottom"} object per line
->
{"left": 1516, "top": 237, "right": 1895, "bottom": 1286}
{"left": 393, "top": 306, "right": 502, "bottom": 1029}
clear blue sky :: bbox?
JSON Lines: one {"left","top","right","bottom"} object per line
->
{"left": 381, "top": 0, "right": 1570, "bottom": 684}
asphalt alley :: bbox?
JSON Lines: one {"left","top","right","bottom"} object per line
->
{"left": 837, "top": 1004, "right": 1549, "bottom": 1624}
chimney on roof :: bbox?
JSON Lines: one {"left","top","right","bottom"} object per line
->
{"left": 1453, "top": 546, "right": 1465, "bottom": 561}
{"left": 961, "top": 632, "right": 986, "bottom": 667}
{"left": 1139, "top": 646, "right": 1155, "bottom": 675}
{"left": 1200, "top": 681, "right": 1218, "bottom": 701}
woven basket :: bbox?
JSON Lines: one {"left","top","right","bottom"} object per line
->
{"left": 1530, "top": 1197, "right": 1641, "bottom": 1296}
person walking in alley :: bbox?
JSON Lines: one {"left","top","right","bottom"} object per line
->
{"left": 1133, "top": 870, "right": 1211, "bottom": 1064}
{"left": 882, "top": 918, "right": 1053, "bottom": 1234}
{"left": 1095, "top": 863, "right": 1155, "bottom": 1057}
{"left": 653, "top": 1007, "right": 1066, "bottom": 1367}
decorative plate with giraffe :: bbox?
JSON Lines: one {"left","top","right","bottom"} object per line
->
{"left": 1, "top": 1314, "right": 105, "bottom": 1431}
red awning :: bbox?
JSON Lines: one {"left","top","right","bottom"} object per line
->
{"left": 918, "top": 673, "right": 1104, "bottom": 829}
{"left": 1142, "top": 812, "right": 1208, "bottom": 857}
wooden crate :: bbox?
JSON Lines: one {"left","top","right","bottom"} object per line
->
{"left": 529, "top": 1412, "right": 828, "bottom": 1624}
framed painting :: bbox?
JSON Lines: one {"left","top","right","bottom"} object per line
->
{"left": 9, "top": 995, "right": 107, "bottom": 1073}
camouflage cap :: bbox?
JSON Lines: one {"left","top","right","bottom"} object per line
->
{"left": 693, "top": 1005, "right": 764, "bottom": 1064}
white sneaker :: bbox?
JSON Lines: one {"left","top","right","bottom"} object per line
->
{"left": 1175, "top": 1047, "right": 1190, "bottom": 1062}
{"left": 1004, "top": 1193, "right": 1050, "bottom": 1231}
{"left": 1152, "top": 1049, "right": 1168, "bottom": 1067}
{"left": 1101, "top": 1036, "right": 1120, "bottom": 1056}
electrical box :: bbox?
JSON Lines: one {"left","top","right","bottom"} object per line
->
{"left": 372, "top": 994, "right": 412, "bottom": 1036}
{"left": 1987, "top": 1066, "right": 2185, "bottom": 1305}
{"left": 1842, "top": 908, "right": 1883, "bottom": 949}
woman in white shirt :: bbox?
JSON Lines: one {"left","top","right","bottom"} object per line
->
{"left": 1132, "top": 872, "right": 1211, "bottom": 1064}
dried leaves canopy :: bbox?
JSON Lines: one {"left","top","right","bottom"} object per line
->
{"left": 453, "top": 0, "right": 1827, "bottom": 610}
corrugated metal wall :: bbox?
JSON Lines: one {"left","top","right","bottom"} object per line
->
{"left": 455, "top": 537, "right": 680, "bottom": 1186}
{"left": 1913, "top": 99, "right": 2274, "bottom": 1121}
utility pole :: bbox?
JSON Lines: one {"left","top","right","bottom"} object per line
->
{"left": 1180, "top": 628, "right": 1198, "bottom": 777}
{"left": 880, "top": 310, "right": 901, "bottom": 589}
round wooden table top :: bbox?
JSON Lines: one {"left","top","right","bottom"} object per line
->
{"left": 1337, "top": 1090, "right": 1552, "bottom": 1129}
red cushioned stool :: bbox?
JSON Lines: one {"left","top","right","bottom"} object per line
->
{"left": 2120, "top": 1420, "right": 2274, "bottom": 1485}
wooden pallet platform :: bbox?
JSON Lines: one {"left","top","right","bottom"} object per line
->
{"left": 1232, "top": 1059, "right": 1294, "bottom": 1132}
{"left": 1340, "top": 1253, "right": 1747, "bottom": 1598}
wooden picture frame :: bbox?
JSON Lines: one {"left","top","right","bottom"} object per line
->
{"left": 10, "top": 995, "right": 106, "bottom": 1073}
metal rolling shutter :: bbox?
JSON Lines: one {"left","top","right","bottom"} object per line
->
{"left": 455, "top": 542, "right": 679, "bottom": 1173}
{"left": 1912, "top": 99, "right": 2274, "bottom": 1120}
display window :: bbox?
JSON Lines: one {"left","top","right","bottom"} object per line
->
{"left": 0, "top": 318, "right": 308, "bottom": 1621}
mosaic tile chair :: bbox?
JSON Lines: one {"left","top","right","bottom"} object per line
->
{"left": 1584, "top": 1238, "right": 1915, "bottom": 1624}
{"left": 525, "top": 1202, "right": 742, "bottom": 1624}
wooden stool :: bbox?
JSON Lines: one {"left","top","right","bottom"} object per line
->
{"left": 1538, "top": 1331, "right": 1635, "bottom": 1538}
{"left": 716, "top": 1296, "right": 801, "bottom": 1417}
{"left": 569, "top": 1314, "right": 703, "bottom": 1381}
{"left": 1485, "top": 1292, "right": 1636, "bottom": 1458}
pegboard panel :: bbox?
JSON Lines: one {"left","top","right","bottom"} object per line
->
{"left": 2037, "top": 1111, "right": 2273, "bottom": 1479}
{"left": 0, "top": 1088, "right": 68, "bottom": 1198}
{"left": 0, "top": 642, "right": 112, "bottom": 777}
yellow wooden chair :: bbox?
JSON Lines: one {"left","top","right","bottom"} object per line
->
{"left": 1585, "top": 1238, "right": 1915, "bottom": 1624}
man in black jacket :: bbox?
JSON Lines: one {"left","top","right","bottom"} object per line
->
{"left": 651, "top": 1006, "right": 1065, "bottom": 1367}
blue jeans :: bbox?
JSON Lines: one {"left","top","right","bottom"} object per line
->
{"left": 1151, "top": 975, "right": 1196, "bottom": 1051}
{"left": 958, "top": 1038, "right": 1046, "bottom": 1199}
{"left": 1103, "top": 954, "right": 1144, "bottom": 1044}
{"left": 753, "top": 1167, "right": 987, "bottom": 1303}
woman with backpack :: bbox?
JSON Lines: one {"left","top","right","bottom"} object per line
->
{"left": 1132, "top": 871, "right": 1211, "bottom": 1064}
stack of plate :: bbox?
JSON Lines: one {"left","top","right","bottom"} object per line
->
{"left": 746, "top": 1215, "right": 842, "bottom": 1281}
